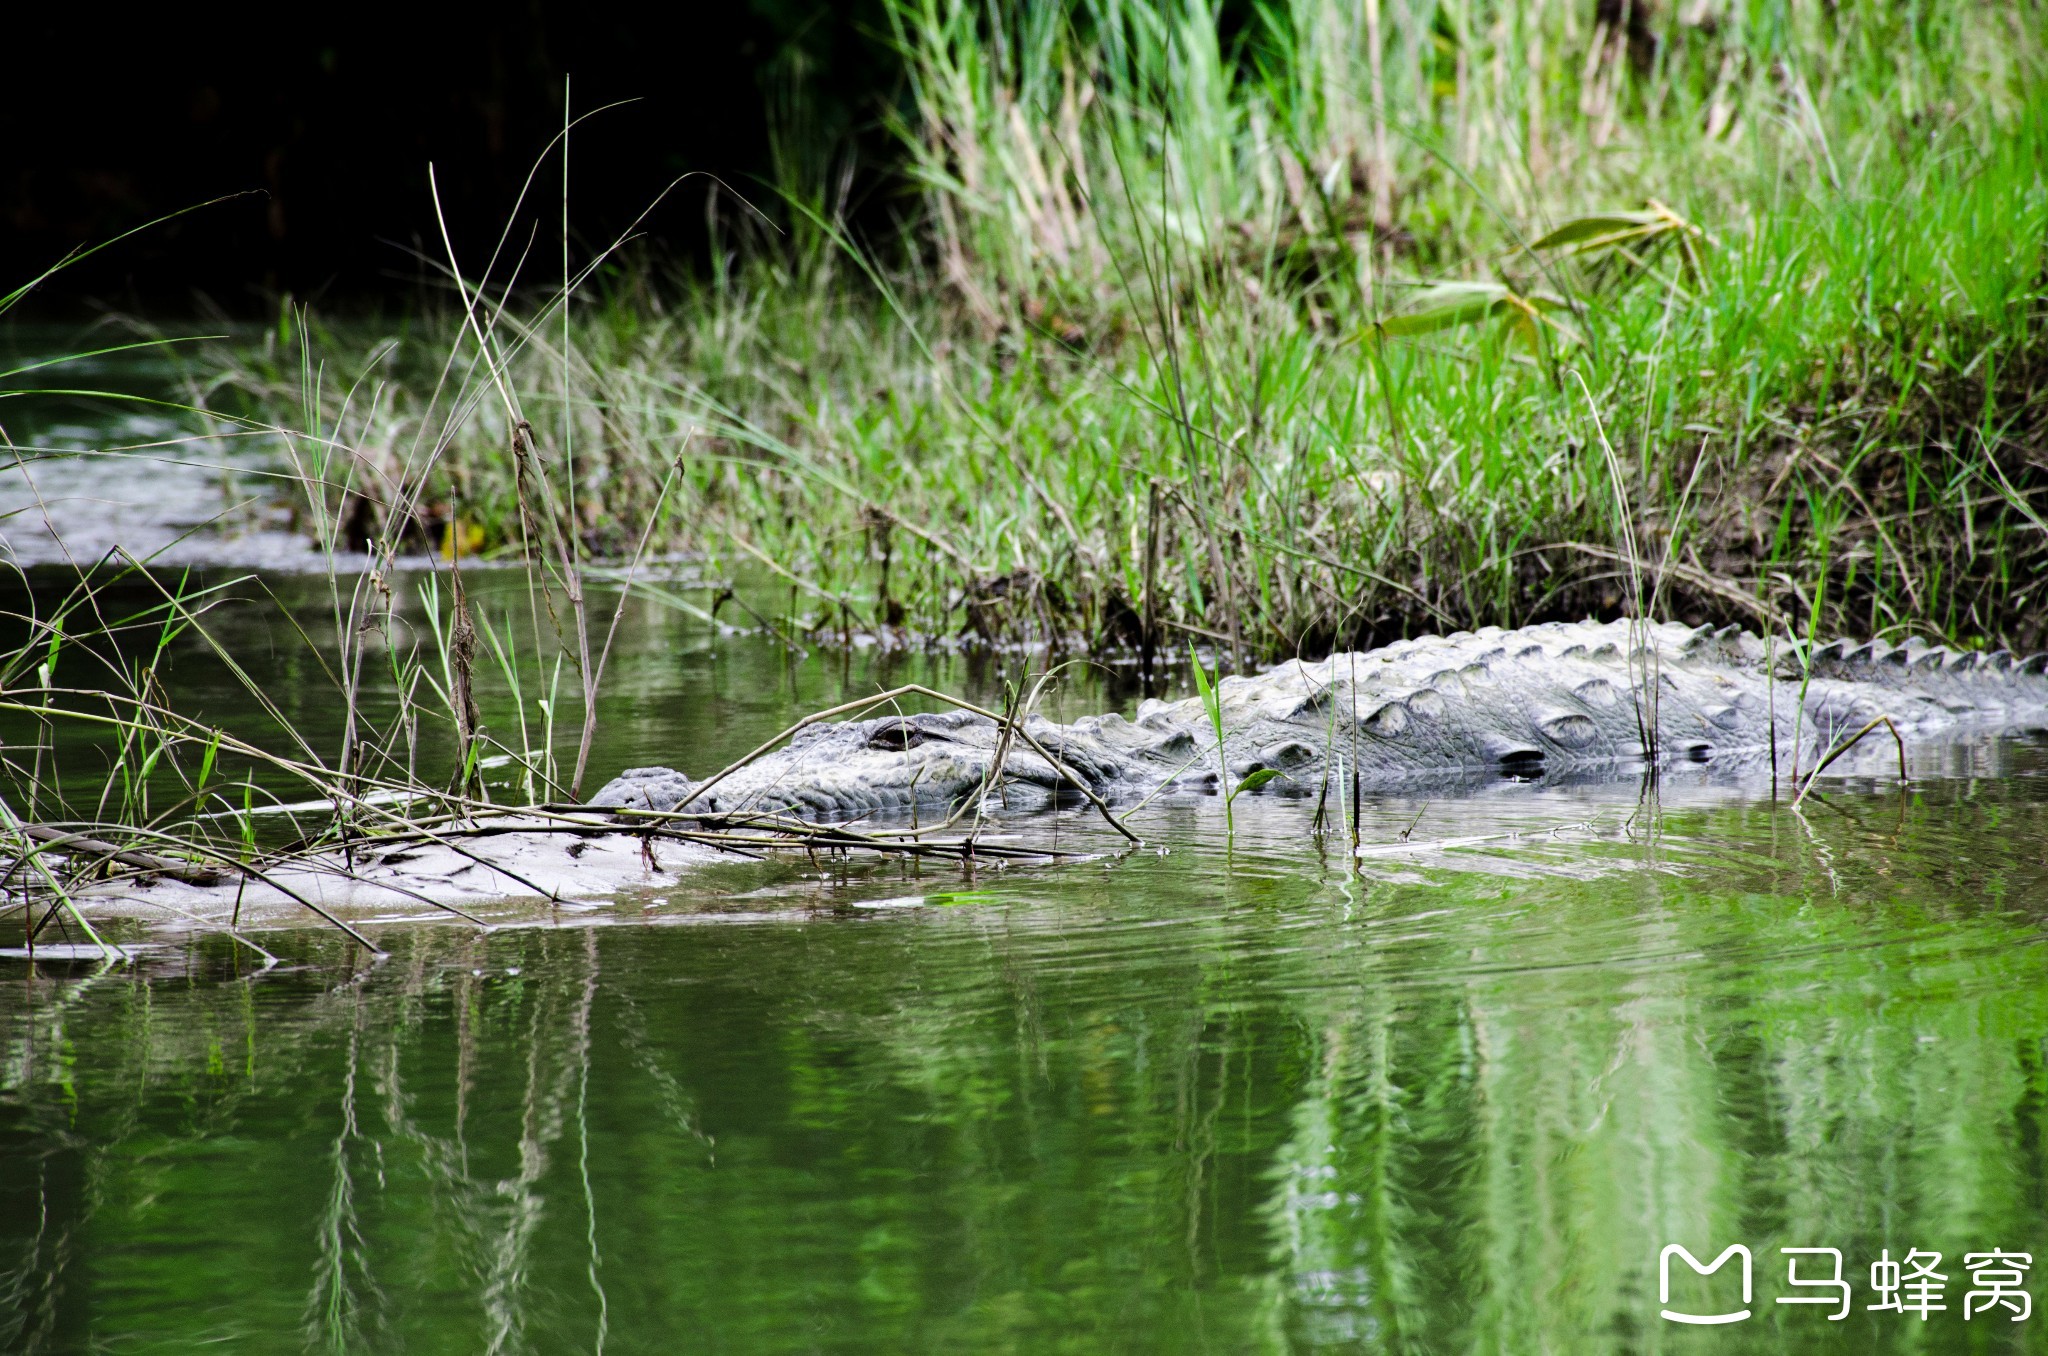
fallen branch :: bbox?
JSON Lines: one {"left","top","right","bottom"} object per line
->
{"left": 4, "top": 823, "right": 223, "bottom": 885}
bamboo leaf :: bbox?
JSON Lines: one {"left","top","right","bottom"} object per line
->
{"left": 1529, "top": 213, "right": 1661, "bottom": 251}
{"left": 1377, "top": 282, "right": 1510, "bottom": 336}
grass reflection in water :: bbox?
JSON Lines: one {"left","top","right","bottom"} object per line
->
{"left": 4, "top": 772, "right": 2046, "bottom": 1354}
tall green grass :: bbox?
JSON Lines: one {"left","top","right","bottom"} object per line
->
{"left": 206, "top": 0, "right": 2048, "bottom": 662}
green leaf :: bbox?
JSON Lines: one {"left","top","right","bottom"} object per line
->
{"left": 1377, "top": 282, "right": 1510, "bottom": 337}
{"left": 1188, "top": 643, "right": 1236, "bottom": 834}
{"left": 197, "top": 733, "right": 220, "bottom": 795}
{"left": 43, "top": 613, "right": 65, "bottom": 684}
{"left": 1232, "top": 767, "right": 1287, "bottom": 797}
{"left": 1188, "top": 642, "right": 1222, "bottom": 730}
{"left": 1529, "top": 213, "right": 1662, "bottom": 251}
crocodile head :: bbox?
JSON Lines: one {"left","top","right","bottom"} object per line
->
{"left": 586, "top": 708, "right": 1133, "bottom": 820}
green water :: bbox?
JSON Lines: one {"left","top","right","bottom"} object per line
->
{"left": 4, "top": 575, "right": 2048, "bottom": 1353}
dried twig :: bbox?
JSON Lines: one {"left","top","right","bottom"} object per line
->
{"left": 1791, "top": 714, "right": 1908, "bottom": 806}
{"left": 4, "top": 823, "right": 221, "bottom": 885}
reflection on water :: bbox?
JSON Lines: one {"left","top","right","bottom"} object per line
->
{"left": 0, "top": 332, "right": 328, "bottom": 572}
{"left": 5, "top": 765, "right": 2047, "bottom": 1353}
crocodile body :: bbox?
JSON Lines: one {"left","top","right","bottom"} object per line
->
{"left": 590, "top": 620, "right": 2048, "bottom": 818}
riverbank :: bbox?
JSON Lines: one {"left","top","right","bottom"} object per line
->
{"left": 200, "top": 2, "right": 2047, "bottom": 663}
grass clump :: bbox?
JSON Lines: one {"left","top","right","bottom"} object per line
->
{"left": 201, "top": 1, "right": 2048, "bottom": 664}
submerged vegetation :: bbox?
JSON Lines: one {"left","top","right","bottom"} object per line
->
{"left": 203, "top": 0, "right": 2048, "bottom": 663}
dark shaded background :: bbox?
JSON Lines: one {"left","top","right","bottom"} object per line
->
{"left": 4, "top": 1, "right": 897, "bottom": 317}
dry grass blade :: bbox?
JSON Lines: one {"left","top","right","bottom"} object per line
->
{"left": 1791, "top": 715, "right": 1909, "bottom": 807}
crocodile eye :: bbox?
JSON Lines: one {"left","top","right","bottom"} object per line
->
{"left": 866, "top": 722, "right": 933, "bottom": 751}
{"left": 1257, "top": 740, "right": 1318, "bottom": 770}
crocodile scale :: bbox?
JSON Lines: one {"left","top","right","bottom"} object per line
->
{"left": 590, "top": 620, "right": 2048, "bottom": 818}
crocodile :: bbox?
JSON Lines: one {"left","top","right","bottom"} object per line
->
{"left": 590, "top": 619, "right": 2048, "bottom": 818}
{"left": 68, "top": 617, "right": 2048, "bottom": 932}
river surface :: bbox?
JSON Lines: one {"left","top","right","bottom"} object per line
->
{"left": 4, "top": 350, "right": 2048, "bottom": 1353}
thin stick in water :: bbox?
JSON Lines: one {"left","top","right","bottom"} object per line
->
{"left": 1791, "top": 715, "right": 1908, "bottom": 807}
